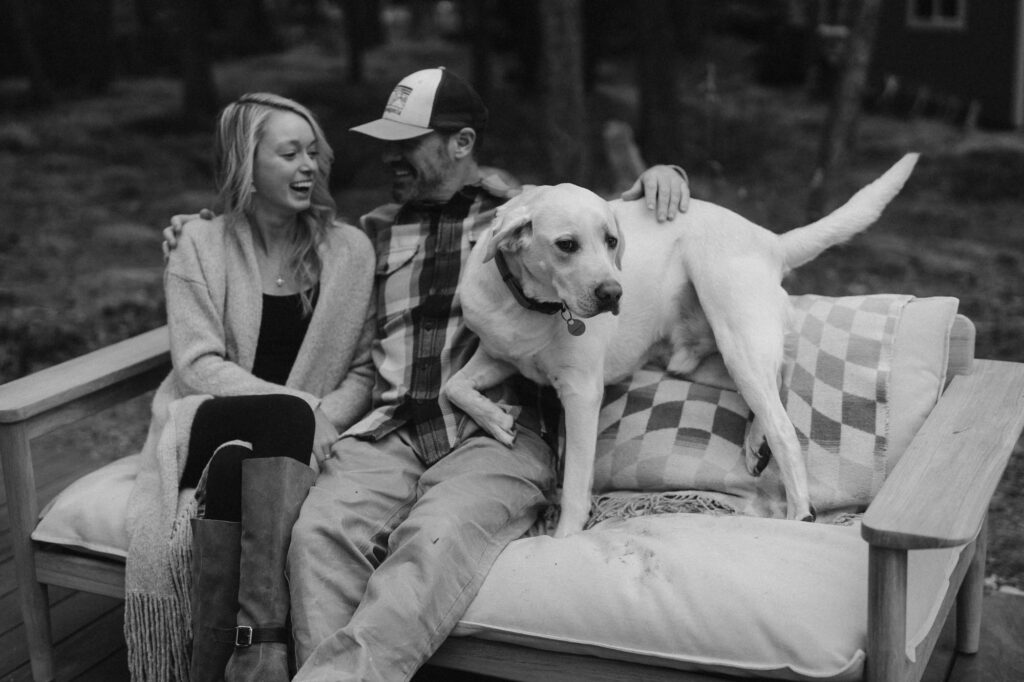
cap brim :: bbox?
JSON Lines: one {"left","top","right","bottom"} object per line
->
{"left": 349, "top": 118, "right": 433, "bottom": 141}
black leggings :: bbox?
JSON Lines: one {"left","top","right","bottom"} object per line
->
{"left": 180, "top": 394, "right": 315, "bottom": 522}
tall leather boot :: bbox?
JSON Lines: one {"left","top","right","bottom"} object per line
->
{"left": 224, "top": 457, "right": 316, "bottom": 682}
{"left": 189, "top": 517, "right": 241, "bottom": 682}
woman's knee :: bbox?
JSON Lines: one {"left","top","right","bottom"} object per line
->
{"left": 202, "top": 442, "right": 250, "bottom": 521}
{"left": 199, "top": 393, "right": 314, "bottom": 433}
{"left": 260, "top": 393, "right": 315, "bottom": 429}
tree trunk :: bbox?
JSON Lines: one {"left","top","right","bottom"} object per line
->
{"left": 637, "top": 0, "right": 684, "bottom": 166}
{"left": 5, "top": 0, "right": 54, "bottom": 105}
{"left": 133, "top": 0, "right": 176, "bottom": 73}
{"left": 603, "top": 120, "right": 647, "bottom": 195}
{"left": 35, "top": 0, "right": 115, "bottom": 95}
{"left": 466, "top": 0, "right": 493, "bottom": 103}
{"left": 502, "top": 0, "right": 541, "bottom": 95}
{"left": 179, "top": 0, "right": 218, "bottom": 127}
{"left": 342, "top": 0, "right": 383, "bottom": 84}
{"left": 539, "top": 0, "right": 589, "bottom": 184}
{"left": 222, "top": 0, "right": 279, "bottom": 56}
{"left": 806, "top": 0, "right": 883, "bottom": 219}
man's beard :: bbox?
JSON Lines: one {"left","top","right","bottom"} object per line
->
{"left": 390, "top": 151, "right": 456, "bottom": 203}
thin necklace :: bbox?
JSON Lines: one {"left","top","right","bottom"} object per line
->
{"left": 252, "top": 219, "right": 291, "bottom": 288}
{"left": 260, "top": 248, "right": 287, "bottom": 287}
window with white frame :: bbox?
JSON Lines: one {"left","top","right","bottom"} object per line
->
{"left": 907, "top": 0, "right": 967, "bottom": 30}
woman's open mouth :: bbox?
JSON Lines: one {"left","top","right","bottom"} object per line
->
{"left": 290, "top": 180, "right": 313, "bottom": 196}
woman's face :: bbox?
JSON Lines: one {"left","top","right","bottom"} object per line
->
{"left": 251, "top": 110, "right": 319, "bottom": 219}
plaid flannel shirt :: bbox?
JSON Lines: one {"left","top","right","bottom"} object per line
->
{"left": 343, "top": 171, "right": 543, "bottom": 465}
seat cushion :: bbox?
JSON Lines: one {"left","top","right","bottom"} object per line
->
{"left": 455, "top": 514, "right": 963, "bottom": 681}
{"left": 32, "top": 454, "right": 193, "bottom": 559}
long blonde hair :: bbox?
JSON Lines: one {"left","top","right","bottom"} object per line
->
{"left": 214, "top": 92, "right": 336, "bottom": 314}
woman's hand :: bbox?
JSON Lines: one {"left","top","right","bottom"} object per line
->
{"left": 312, "top": 407, "right": 340, "bottom": 465}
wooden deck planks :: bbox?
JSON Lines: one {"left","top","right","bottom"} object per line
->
{"left": 2, "top": 604, "right": 126, "bottom": 682}
{"left": 945, "top": 592, "right": 1024, "bottom": 682}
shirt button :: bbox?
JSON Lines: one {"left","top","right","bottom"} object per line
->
{"left": 423, "top": 320, "right": 434, "bottom": 330}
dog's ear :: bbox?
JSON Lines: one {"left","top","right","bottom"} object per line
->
{"left": 483, "top": 202, "right": 534, "bottom": 262}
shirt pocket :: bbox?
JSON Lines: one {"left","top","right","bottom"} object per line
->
{"left": 375, "top": 243, "right": 420, "bottom": 338}
{"left": 376, "top": 244, "right": 419, "bottom": 277}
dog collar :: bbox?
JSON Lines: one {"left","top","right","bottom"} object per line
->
{"left": 494, "top": 250, "right": 563, "bottom": 315}
{"left": 493, "top": 251, "right": 587, "bottom": 336}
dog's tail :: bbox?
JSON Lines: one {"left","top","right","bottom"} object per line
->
{"left": 779, "top": 153, "right": 919, "bottom": 270}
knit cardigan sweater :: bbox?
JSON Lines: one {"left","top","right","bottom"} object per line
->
{"left": 124, "top": 214, "right": 375, "bottom": 681}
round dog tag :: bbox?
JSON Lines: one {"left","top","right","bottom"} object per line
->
{"left": 566, "top": 318, "right": 586, "bottom": 336}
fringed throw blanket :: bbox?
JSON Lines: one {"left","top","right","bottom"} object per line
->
{"left": 124, "top": 389, "right": 206, "bottom": 682}
{"left": 578, "top": 294, "right": 913, "bottom": 526}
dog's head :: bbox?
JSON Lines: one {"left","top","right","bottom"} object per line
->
{"left": 483, "top": 184, "right": 624, "bottom": 317}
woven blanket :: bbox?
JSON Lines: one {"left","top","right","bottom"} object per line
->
{"left": 584, "top": 294, "right": 913, "bottom": 524}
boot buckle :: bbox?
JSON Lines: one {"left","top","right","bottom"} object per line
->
{"left": 234, "top": 625, "right": 254, "bottom": 648}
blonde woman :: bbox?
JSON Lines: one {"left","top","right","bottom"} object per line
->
{"left": 124, "top": 93, "right": 375, "bottom": 682}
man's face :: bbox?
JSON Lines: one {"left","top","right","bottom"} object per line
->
{"left": 382, "top": 132, "right": 457, "bottom": 203}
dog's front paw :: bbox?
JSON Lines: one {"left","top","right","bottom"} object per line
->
{"left": 478, "top": 407, "right": 517, "bottom": 447}
{"left": 553, "top": 515, "right": 587, "bottom": 538}
{"left": 553, "top": 502, "right": 589, "bottom": 537}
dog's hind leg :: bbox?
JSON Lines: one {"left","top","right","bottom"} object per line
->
{"left": 723, "top": 344, "right": 812, "bottom": 520}
{"left": 700, "top": 281, "right": 814, "bottom": 522}
{"left": 443, "top": 350, "right": 521, "bottom": 446}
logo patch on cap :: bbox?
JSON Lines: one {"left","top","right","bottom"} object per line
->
{"left": 385, "top": 85, "right": 412, "bottom": 117}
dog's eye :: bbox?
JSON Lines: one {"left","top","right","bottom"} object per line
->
{"left": 606, "top": 236, "right": 618, "bottom": 250}
{"left": 555, "top": 239, "right": 579, "bottom": 254}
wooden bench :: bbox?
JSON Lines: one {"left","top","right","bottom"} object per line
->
{"left": 2, "top": 315, "right": 1024, "bottom": 682}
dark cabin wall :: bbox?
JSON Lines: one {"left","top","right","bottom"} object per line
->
{"left": 870, "top": 0, "right": 1021, "bottom": 128}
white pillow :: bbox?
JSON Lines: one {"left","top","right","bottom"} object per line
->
{"left": 456, "top": 514, "right": 961, "bottom": 680}
{"left": 32, "top": 455, "right": 193, "bottom": 559}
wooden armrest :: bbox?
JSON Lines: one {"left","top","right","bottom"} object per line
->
{"left": 0, "top": 326, "right": 169, "bottom": 436}
{"left": 862, "top": 359, "right": 1024, "bottom": 550}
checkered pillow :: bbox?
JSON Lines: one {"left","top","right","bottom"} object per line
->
{"left": 591, "top": 294, "right": 924, "bottom": 520}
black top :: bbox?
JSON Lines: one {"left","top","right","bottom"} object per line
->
{"left": 251, "top": 285, "right": 318, "bottom": 384}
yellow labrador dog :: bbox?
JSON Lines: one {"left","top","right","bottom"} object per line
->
{"left": 445, "top": 154, "right": 918, "bottom": 537}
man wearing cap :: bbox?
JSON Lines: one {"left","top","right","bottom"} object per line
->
{"left": 286, "top": 66, "right": 688, "bottom": 681}
{"left": 164, "top": 67, "right": 688, "bottom": 680}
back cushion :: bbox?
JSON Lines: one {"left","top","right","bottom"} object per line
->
{"left": 590, "top": 294, "right": 959, "bottom": 521}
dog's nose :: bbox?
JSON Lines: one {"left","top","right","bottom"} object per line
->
{"left": 595, "top": 280, "right": 622, "bottom": 314}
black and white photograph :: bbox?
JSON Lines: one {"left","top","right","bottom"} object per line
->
{"left": 1, "top": 1, "right": 1023, "bottom": 680}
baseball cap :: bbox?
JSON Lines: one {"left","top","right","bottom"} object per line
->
{"left": 350, "top": 67, "right": 488, "bottom": 141}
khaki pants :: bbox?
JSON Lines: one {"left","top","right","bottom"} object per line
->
{"left": 287, "top": 425, "right": 554, "bottom": 682}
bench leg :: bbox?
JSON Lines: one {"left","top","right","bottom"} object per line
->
{"left": 956, "top": 515, "right": 987, "bottom": 655}
{"left": 866, "top": 545, "right": 909, "bottom": 682}
{"left": 21, "top": 581, "right": 56, "bottom": 682}
{"left": 1, "top": 423, "right": 57, "bottom": 681}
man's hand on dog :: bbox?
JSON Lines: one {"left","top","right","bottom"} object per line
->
{"left": 621, "top": 164, "right": 691, "bottom": 222}
{"left": 162, "top": 209, "right": 214, "bottom": 260}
